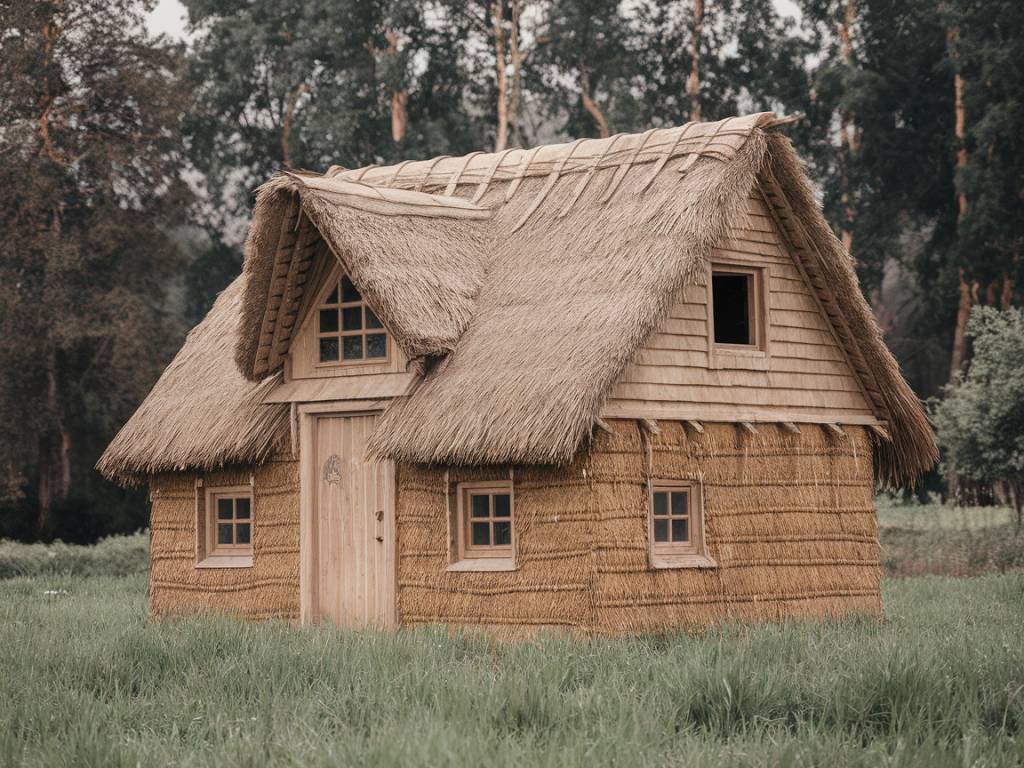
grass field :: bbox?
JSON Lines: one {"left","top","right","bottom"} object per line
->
{"left": 1, "top": 572, "right": 1022, "bottom": 767}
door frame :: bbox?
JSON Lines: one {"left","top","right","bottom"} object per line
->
{"left": 297, "top": 401, "right": 397, "bottom": 627}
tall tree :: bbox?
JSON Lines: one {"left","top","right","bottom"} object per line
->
{"left": 184, "top": 0, "right": 484, "bottom": 227}
{"left": 0, "top": 0, "right": 191, "bottom": 538}
{"left": 536, "top": 0, "right": 635, "bottom": 138}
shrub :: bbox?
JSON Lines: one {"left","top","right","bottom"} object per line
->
{"left": 0, "top": 532, "right": 148, "bottom": 579}
{"left": 933, "top": 307, "right": 1024, "bottom": 527}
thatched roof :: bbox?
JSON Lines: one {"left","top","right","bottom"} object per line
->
{"left": 102, "top": 113, "right": 936, "bottom": 487}
{"left": 97, "top": 276, "right": 289, "bottom": 483}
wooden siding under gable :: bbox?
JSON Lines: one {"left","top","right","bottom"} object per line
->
{"left": 604, "top": 193, "right": 880, "bottom": 425}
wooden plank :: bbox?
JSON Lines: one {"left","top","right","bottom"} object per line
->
{"left": 618, "top": 365, "right": 863, "bottom": 393}
{"left": 601, "top": 401, "right": 882, "bottom": 425}
{"left": 609, "top": 382, "right": 874, "bottom": 411}
{"left": 644, "top": 333, "right": 709, "bottom": 352}
{"left": 264, "top": 373, "right": 416, "bottom": 403}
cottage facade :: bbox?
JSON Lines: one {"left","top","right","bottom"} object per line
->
{"left": 100, "top": 113, "right": 935, "bottom": 636}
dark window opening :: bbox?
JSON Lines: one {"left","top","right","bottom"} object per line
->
{"left": 712, "top": 272, "right": 753, "bottom": 346}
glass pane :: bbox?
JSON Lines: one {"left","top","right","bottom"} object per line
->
{"left": 217, "top": 498, "right": 233, "bottom": 520}
{"left": 341, "top": 275, "right": 361, "bottom": 303}
{"left": 324, "top": 284, "right": 339, "bottom": 304}
{"left": 493, "top": 521, "right": 511, "bottom": 546}
{"left": 653, "top": 519, "right": 669, "bottom": 542}
{"left": 235, "top": 497, "right": 250, "bottom": 520}
{"left": 653, "top": 491, "right": 668, "bottom": 517}
{"left": 366, "top": 333, "right": 387, "bottom": 359}
{"left": 319, "top": 337, "right": 339, "bottom": 363}
{"left": 493, "top": 494, "right": 511, "bottom": 519}
{"left": 365, "top": 307, "right": 383, "bottom": 329}
{"left": 319, "top": 308, "right": 338, "bottom": 333}
{"left": 672, "top": 518, "right": 689, "bottom": 543}
{"left": 671, "top": 491, "right": 688, "bottom": 518}
{"left": 343, "top": 335, "right": 363, "bottom": 360}
{"left": 712, "top": 273, "right": 752, "bottom": 345}
{"left": 342, "top": 306, "right": 363, "bottom": 331}
{"left": 236, "top": 523, "right": 251, "bottom": 545}
{"left": 217, "top": 523, "right": 233, "bottom": 545}
{"left": 471, "top": 494, "right": 489, "bottom": 518}
{"left": 471, "top": 522, "right": 490, "bottom": 546}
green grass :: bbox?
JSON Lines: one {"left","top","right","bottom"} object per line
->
{"left": 1, "top": 574, "right": 1022, "bottom": 767}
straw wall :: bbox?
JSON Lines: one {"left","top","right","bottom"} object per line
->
{"left": 396, "top": 420, "right": 880, "bottom": 637}
{"left": 148, "top": 453, "right": 300, "bottom": 620}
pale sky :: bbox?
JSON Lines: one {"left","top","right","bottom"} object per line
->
{"left": 146, "top": 0, "right": 189, "bottom": 40}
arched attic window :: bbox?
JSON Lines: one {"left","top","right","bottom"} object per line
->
{"left": 316, "top": 274, "right": 389, "bottom": 364}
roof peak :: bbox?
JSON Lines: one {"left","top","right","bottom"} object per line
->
{"left": 330, "top": 113, "right": 783, "bottom": 196}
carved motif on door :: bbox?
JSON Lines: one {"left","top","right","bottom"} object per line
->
{"left": 322, "top": 454, "right": 342, "bottom": 485}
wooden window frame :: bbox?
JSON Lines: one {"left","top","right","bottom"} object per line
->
{"left": 647, "top": 480, "right": 716, "bottom": 569}
{"left": 706, "top": 259, "right": 769, "bottom": 370}
{"left": 196, "top": 485, "right": 254, "bottom": 568}
{"left": 448, "top": 481, "right": 516, "bottom": 572}
{"left": 315, "top": 274, "right": 391, "bottom": 368}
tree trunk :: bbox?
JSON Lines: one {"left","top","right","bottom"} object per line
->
{"left": 38, "top": 349, "right": 71, "bottom": 535}
{"left": 386, "top": 31, "right": 408, "bottom": 143}
{"left": 280, "top": 83, "right": 309, "bottom": 167}
{"left": 493, "top": 0, "right": 508, "bottom": 152}
{"left": 508, "top": 0, "right": 523, "bottom": 148}
{"left": 838, "top": 0, "right": 857, "bottom": 254}
{"left": 579, "top": 63, "right": 609, "bottom": 138}
{"left": 949, "top": 268, "right": 973, "bottom": 380}
{"left": 947, "top": 26, "right": 972, "bottom": 383}
{"left": 1010, "top": 479, "right": 1022, "bottom": 533}
{"left": 686, "top": 0, "right": 703, "bottom": 121}
{"left": 1001, "top": 272, "right": 1015, "bottom": 309}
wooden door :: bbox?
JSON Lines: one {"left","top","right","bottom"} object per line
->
{"left": 307, "top": 413, "right": 396, "bottom": 628}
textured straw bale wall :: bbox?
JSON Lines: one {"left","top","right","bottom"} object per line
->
{"left": 396, "top": 464, "right": 595, "bottom": 638}
{"left": 148, "top": 453, "right": 300, "bottom": 620}
{"left": 396, "top": 420, "right": 880, "bottom": 637}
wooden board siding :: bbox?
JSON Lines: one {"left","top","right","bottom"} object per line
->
{"left": 148, "top": 454, "right": 300, "bottom": 621}
{"left": 395, "top": 420, "right": 881, "bottom": 638}
{"left": 604, "top": 194, "right": 878, "bottom": 425}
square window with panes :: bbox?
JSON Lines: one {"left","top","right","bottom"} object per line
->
{"left": 649, "top": 481, "right": 704, "bottom": 561}
{"left": 458, "top": 482, "right": 514, "bottom": 561}
{"left": 317, "top": 274, "right": 389, "bottom": 364}
{"left": 207, "top": 488, "right": 252, "bottom": 558}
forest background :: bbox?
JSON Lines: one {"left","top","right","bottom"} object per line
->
{"left": 1, "top": 0, "right": 1020, "bottom": 542}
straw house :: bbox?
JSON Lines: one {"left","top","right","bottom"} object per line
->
{"left": 99, "top": 113, "right": 936, "bottom": 636}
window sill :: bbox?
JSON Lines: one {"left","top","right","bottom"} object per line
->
{"left": 711, "top": 347, "right": 769, "bottom": 371}
{"left": 650, "top": 553, "right": 717, "bottom": 570}
{"left": 446, "top": 558, "right": 517, "bottom": 573}
{"left": 196, "top": 555, "right": 253, "bottom": 569}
